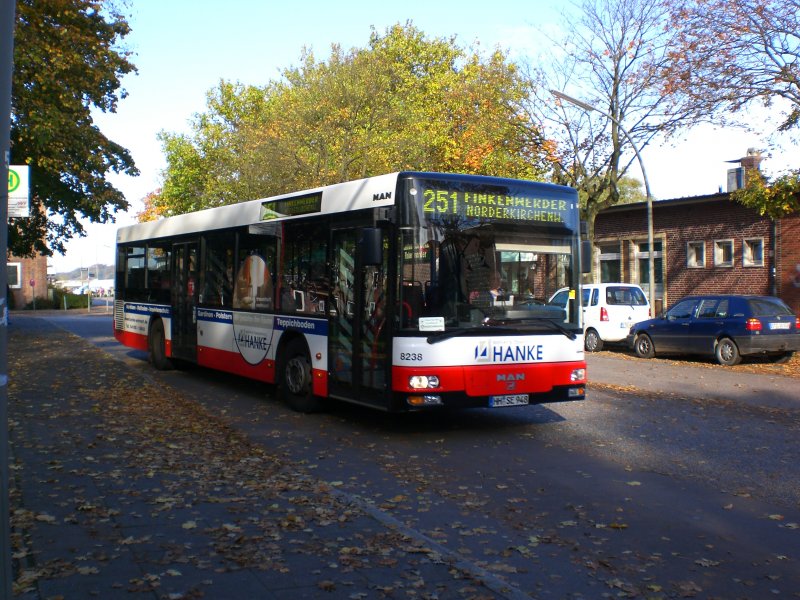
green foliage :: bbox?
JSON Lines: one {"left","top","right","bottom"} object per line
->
{"left": 19, "top": 288, "right": 86, "bottom": 310}
{"left": 576, "top": 175, "right": 646, "bottom": 210}
{"left": 9, "top": 0, "right": 137, "bottom": 257}
{"left": 734, "top": 169, "right": 800, "bottom": 219}
{"left": 151, "top": 22, "right": 548, "bottom": 217}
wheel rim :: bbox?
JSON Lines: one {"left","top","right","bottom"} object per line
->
{"left": 719, "top": 341, "right": 734, "bottom": 362}
{"left": 637, "top": 336, "right": 650, "bottom": 355}
{"left": 586, "top": 332, "right": 598, "bottom": 351}
{"left": 285, "top": 355, "right": 310, "bottom": 395}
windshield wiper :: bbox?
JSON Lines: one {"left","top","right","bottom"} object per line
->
{"left": 425, "top": 325, "right": 503, "bottom": 345}
{"left": 425, "top": 317, "right": 577, "bottom": 344}
{"left": 482, "top": 316, "right": 577, "bottom": 340}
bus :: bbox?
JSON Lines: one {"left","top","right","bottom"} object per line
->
{"left": 114, "top": 172, "right": 588, "bottom": 412}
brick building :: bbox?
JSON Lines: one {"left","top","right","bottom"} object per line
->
{"left": 593, "top": 195, "right": 800, "bottom": 316}
{"left": 7, "top": 252, "right": 48, "bottom": 309}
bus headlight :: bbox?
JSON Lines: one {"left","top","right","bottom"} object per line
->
{"left": 570, "top": 368, "right": 586, "bottom": 382}
{"left": 408, "top": 375, "right": 440, "bottom": 389}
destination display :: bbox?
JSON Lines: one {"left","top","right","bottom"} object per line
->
{"left": 419, "top": 184, "right": 573, "bottom": 224}
{"left": 260, "top": 191, "right": 322, "bottom": 221}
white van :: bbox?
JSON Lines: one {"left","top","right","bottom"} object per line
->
{"left": 548, "top": 283, "right": 650, "bottom": 352}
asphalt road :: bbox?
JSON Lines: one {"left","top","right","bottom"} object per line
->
{"left": 36, "top": 313, "right": 800, "bottom": 598}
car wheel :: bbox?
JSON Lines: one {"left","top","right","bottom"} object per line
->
{"left": 715, "top": 337, "right": 741, "bottom": 366}
{"left": 278, "top": 338, "right": 322, "bottom": 413}
{"left": 773, "top": 351, "right": 794, "bottom": 364}
{"left": 634, "top": 333, "right": 655, "bottom": 359}
{"left": 584, "top": 329, "right": 603, "bottom": 352}
{"left": 148, "top": 318, "right": 173, "bottom": 370}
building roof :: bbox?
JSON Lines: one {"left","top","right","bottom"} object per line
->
{"left": 600, "top": 191, "right": 733, "bottom": 214}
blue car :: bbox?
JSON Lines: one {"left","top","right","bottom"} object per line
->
{"left": 627, "top": 295, "right": 800, "bottom": 366}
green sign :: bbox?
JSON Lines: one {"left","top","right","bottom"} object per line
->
{"left": 260, "top": 191, "right": 322, "bottom": 221}
{"left": 8, "top": 168, "right": 20, "bottom": 192}
{"left": 8, "top": 165, "right": 30, "bottom": 218}
{"left": 421, "top": 186, "right": 569, "bottom": 224}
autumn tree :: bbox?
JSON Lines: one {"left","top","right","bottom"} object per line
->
{"left": 663, "top": 0, "right": 800, "bottom": 215}
{"left": 9, "top": 0, "right": 137, "bottom": 257}
{"left": 663, "top": 0, "right": 800, "bottom": 132}
{"left": 528, "top": 0, "right": 710, "bottom": 269}
{"left": 734, "top": 169, "right": 800, "bottom": 218}
{"left": 152, "top": 23, "right": 548, "bottom": 217}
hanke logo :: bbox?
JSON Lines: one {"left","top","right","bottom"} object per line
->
{"left": 474, "top": 341, "right": 544, "bottom": 363}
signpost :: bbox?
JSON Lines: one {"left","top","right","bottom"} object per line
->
{"left": 7, "top": 164, "right": 29, "bottom": 218}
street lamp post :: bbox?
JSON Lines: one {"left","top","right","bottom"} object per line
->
{"left": 551, "top": 90, "right": 656, "bottom": 315}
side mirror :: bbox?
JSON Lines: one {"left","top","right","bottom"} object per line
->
{"left": 580, "top": 240, "right": 592, "bottom": 273}
{"left": 360, "top": 227, "right": 383, "bottom": 266}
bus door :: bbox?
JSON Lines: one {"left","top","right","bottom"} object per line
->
{"left": 328, "top": 229, "right": 389, "bottom": 404}
{"left": 171, "top": 241, "right": 198, "bottom": 361}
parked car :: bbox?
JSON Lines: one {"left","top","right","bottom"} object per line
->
{"left": 627, "top": 294, "right": 800, "bottom": 365}
{"left": 548, "top": 283, "right": 650, "bottom": 352}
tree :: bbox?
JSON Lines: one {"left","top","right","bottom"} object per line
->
{"left": 663, "top": 0, "right": 800, "bottom": 132}
{"left": 734, "top": 169, "right": 800, "bottom": 218}
{"left": 152, "top": 23, "right": 549, "bottom": 218}
{"left": 9, "top": 0, "right": 137, "bottom": 257}
{"left": 528, "top": 0, "right": 707, "bottom": 272}
{"left": 663, "top": 0, "right": 800, "bottom": 216}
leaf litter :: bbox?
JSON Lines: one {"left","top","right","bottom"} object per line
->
{"left": 7, "top": 324, "right": 494, "bottom": 598}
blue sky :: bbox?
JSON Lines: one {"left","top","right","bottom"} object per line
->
{"left": 51, "top": 0, "right": 798, "bottom": 272}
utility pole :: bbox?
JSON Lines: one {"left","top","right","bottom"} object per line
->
{"left": 551, "top": 90, "right": 657, "bottom": 316}
{"left": 1, "top": 2, "right": 17, "bottom": 599}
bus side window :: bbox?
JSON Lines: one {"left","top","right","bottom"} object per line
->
{"left": 281, "top": 221, "right": 327, "bottom": 314}
{"left": 234, "top": 233, "right": 277, "bottom": 311}
{"left": 203, "top": 235, "right": 234, "bottom": 308}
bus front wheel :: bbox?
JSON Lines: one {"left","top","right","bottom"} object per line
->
{"left": 279, "top": 338, "right": 322, "bottom": 413}
{"left": 148, "top": 319, "right": 173, "bottom": 371}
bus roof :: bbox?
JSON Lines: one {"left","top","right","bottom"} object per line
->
{"left": 117, "top": 172, "right": 404, "bottom": 244}
{"left": 116, "top": 172, "right": 577, "bottom": 244}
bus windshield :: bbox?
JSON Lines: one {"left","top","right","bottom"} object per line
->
{"left": 399, "top": 176, "right": 582, "bottom": 332}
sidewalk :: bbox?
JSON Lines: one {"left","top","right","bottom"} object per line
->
{"left": 7, "top": 315, "right": 510, "bottom": 599}
{"left": 586, "top": 351, "right": 800, "bottom": 411}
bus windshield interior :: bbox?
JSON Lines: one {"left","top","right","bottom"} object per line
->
{"left": 399, "top": 222, "right": 580, "bottom": 331}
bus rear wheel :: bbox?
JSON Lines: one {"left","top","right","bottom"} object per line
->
{"left": 148, "top": 318, "right": 173, "bottom": 370}
{"left": 279, "top": 338, "right": 322, "bottom": 413}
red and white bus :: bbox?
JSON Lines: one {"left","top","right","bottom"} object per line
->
{"left": 114, "top": 172, "right": 588, "bottom": 412}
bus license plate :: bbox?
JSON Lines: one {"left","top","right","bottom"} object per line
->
{"left": 490, "top": 394, "right": 529, "bottom": 408}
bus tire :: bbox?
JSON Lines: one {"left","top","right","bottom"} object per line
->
{"left": 279, "top": 338, "right": 322, "bottom": 413}
{"left": 715, "top": 337, "right": 741, "bottom": 366}
{"left": 148, "top": 318, "right": 173, "bottom": 370}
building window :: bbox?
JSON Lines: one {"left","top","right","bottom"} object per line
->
{"left": 714, "top": 239, "right": 734, "bottom": 267}
{"left": 598, "top": 243, "right": 621, "bottom": 282}
{"left": 687, "top": 241, "right": 705, "bottom": 268}
{"left": 743, "top": 238, "right": 764, "bottom": 267}
{"left": 7, "top": 262, "right": 22, "bottom": 289}
{"left": 636, "top": 241, "right": 663, "bottom": 284}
